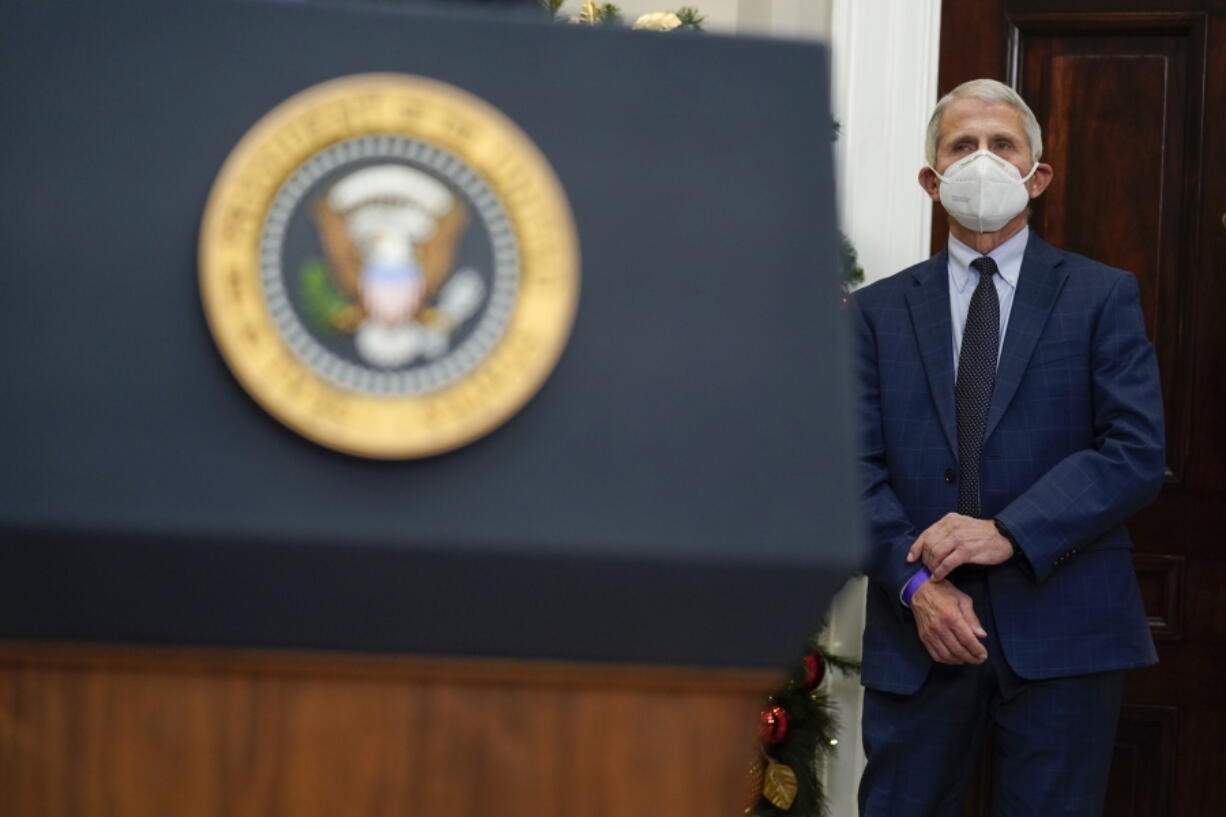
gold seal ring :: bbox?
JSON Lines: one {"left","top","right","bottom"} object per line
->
{"left": 199, "top": 74, "right": 579, "bottom": 458}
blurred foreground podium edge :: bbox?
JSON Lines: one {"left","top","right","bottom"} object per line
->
{"left": 0, "top": 3, "right": 858, "bottom": 816}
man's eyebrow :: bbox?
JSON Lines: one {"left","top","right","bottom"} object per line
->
{"left": 941, "top": 130, "right": 1022, "bottom": 149}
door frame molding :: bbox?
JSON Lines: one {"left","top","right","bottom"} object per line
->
{"left": 825, "top": 2, "right": 944, "bottom": 813}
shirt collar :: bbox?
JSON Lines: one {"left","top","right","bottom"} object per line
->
{"left": 948, "top": 226, "right": 1028, "bottom": 293}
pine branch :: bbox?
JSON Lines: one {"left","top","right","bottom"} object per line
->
{"left": 572, "top": 1, "right": 623, "bottom": 25}
{"left": 597, "top": 3, "right": 623, "bottom": 24}
{"left": 822, "top": 650, "right": 862, "bottom": 675}
{"left": 753, "top": 690, "right": 841, "bottom": 817}
{"left": 675, "top": 6, "right": 705, "bottom": 30}
{"left": 539, "top": 0, "right": 566, "bottom": 18}
{"left": 839, "top": 232, "right": 865, "bottom": 290}
{"left": 750, "top": 645, "right": 861, "bottom": 816}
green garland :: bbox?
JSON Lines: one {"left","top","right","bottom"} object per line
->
{"left": 752, "top": 642, "right": 860, "bottom": 816}
{"left": 841, "top": 234, "right": 865, "bottom": 290}
{"left": 542, "top": 1, "right": 705, "bottom": 30}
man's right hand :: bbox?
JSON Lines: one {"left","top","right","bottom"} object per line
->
{"left": 910, "top": 579, "right": 988, "bottom": 664}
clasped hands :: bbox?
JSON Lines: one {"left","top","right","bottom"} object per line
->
{"left": 906, "top": 513, "right": 1014, "bottom": 665}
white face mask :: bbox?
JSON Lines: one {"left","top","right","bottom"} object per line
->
{"left": 931, "top": 150, "right": 1037, "bottom": 233}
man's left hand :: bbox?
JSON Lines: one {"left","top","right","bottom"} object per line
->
{"left": 907, "top": 513, "right": 1014, "bottom": 580}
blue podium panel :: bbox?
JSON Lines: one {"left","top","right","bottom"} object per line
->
{"left": 0, "top": 1, "right": 859, "bottom": 667}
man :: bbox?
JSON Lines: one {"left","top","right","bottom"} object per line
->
{"left": 851, "top": 78, "right": 1164, "bottom": 816}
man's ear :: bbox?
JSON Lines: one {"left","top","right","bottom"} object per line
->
{"left": 918, "top": 166, "right": 941, "bottom": 202}
{"left": 1027, "top": 162, "right": 1054, "bottom": 199}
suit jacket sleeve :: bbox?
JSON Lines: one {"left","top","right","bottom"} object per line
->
{"left": 850, "top": 295, "right": 922, "bottom": 599}
{"left": 996, "top": 272, "right": 1165, "bottom": 584}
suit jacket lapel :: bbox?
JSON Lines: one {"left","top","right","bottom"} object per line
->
{"left": 984, "top": 234, "right": 1068, "bottom": 442}
{"left": 905, "top": 249, "right": 957, "bottom": 460}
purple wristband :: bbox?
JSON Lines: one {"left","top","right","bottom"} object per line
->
{"left": 901, "top": 568, "right": 932, "bottom": 607}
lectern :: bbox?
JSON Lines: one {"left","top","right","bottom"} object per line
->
{"left": 0, "top": 3, "right": 860, "bottom": 815}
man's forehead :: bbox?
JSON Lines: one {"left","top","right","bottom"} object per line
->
{"left": 938, "top": 97, "right": 1028, "bottom": 142}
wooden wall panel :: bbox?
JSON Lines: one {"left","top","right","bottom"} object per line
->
{"left": 1009, "top": 13, "right": 1206, "bottom": 482}
{"left": 0, "top": 643, "right": 776, "bottom": 817}
{"left": 1133, "top": 553, "right": 1185, "bottom": 640}
{"left": 1103, "top": 705, "right": 1177, "bottom": 817}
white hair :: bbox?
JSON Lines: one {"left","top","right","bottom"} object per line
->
{"left": 925, "top": 79, "right": 1043, "bottom": 166}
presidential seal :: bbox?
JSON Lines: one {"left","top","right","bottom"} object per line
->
{"left": 199, "top": 74, "right": 579, "bottom": 458}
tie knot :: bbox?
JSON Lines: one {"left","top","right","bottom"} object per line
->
{"left": 971, "top": 256, "right": 998, "bottom": 280}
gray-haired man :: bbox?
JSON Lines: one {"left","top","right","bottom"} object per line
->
{"left": 851, "top": 78, "right": 1163, "bottom": 816}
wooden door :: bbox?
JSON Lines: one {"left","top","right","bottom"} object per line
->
{"left": 936, "top": 1, "right": 1226, "bottom": 814}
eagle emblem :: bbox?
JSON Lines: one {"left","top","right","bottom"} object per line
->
{"left": 302, "top": 164, "right": 486, "bottom": 369}
{"left": 200, "top": 73, "right": 578, "bottom": 458}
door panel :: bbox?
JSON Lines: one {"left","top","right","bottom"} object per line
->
{"left": 1011, "top": 11, "right": 1205, "bottom": 485}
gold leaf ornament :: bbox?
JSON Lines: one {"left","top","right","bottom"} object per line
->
{"left": 570, "top": 1, "right": 602, "bottom": 24}
{"left": 763, "top": 758, "right": 798, "bottom": 810}
{"left": 632, "top": 11, "right": 683, "bottom": 31}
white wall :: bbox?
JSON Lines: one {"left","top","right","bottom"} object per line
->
{"left": 831, "top": 0, "right": 941, "bottom": 283}
{"left": 822, "top": 2, "right": 942, "bottom": 814}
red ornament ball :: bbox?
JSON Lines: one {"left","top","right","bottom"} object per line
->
{"left": 758, "top": 705, "right": 789, "bottom": 745}
{"left": 802, "top": 651, "right": 827, "bottom": 692}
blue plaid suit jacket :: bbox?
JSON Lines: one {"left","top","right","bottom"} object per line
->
{"left": 851, "top": 233, "right": 1162, "bottom": 694}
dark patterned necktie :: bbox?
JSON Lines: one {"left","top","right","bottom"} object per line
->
{"left": 956, "top": 256, "right": 1000, "bottom": 517}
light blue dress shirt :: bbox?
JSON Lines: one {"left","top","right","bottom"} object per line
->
{"left": 948, "top": 226, "right": 1028, "bottom": 376}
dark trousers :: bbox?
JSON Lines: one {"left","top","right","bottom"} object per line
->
{"left": 858, "top": 573, "right": 1124, "bottom": 817}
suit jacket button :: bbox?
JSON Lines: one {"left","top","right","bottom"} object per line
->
{"left": 944, "top": 469, "right": 956, "bottom": 484}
